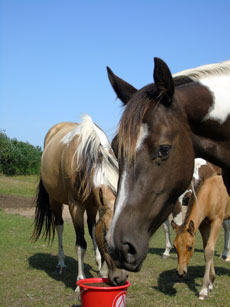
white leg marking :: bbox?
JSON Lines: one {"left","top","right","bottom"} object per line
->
{"left": 208, "top": 282, "right": 214, "bottom": 291}
{"left": 199, "top": 288, "right": 208, "bottom": 299}
{"left": 56, "top": 225, "right": 67, "bottom": 273}
{"left": 222, "top": 220, "right": 230, "bottom": 259}
{"left": 162, "top": 219, "right": 172, "bottom": 257}
{"left": 76, "top": 245, "right": 86, "bottom": 281}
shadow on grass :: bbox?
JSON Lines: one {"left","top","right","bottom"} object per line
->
{"left": 148, "top": 247, "right": 212, "bottom": 257}
{"left": 153, "top": 265, "right": 230, "bottom": 297}
{"left": 28, "top": 253, "right": 95, "bottom": 291}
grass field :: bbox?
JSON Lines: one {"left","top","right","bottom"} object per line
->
{"left": 1, "top": 208, "right": 230, "bottom": 307}
{"left": 1, "top": 176, "right": 230, "bottom": 306}
{"left": 0, "top": 174, "right": 39, "bottom": 197}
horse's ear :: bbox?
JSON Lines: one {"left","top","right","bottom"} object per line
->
{"left": 106, "top": 67, "right": 137, "bottom": 105}
{"left": 153, "top": 57, "right": 174, "bottom": 105}
{"left": 171, "top": 220, "right": 180, "bottom": 232}
{"left": 187, "top": 220, "right": 195, "bottom": 236}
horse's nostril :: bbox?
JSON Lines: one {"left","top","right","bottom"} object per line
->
{"left": 123, "top": 242, "right": 137, "bottom": 264}
{"left": 124, "top": 242, "right": 136, "bottom": 255}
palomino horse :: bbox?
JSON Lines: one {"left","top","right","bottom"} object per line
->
{"left": 32, "top": 115, "right": 127, "bottom": 288}
{"left": 106, "top": 58, "right": 230, "bottom": 272}
{"left": 172, "top": 175, "right": 230, "bottom": 300}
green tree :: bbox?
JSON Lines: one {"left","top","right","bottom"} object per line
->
{"left": 0, "top": 130, "right": 42, "bottom": 175}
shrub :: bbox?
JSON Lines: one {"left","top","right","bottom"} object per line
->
{"left": 0, "top": 130, "right": 42, "bottom": 176}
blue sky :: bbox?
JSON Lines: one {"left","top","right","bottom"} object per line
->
{"left": 1, "top": 0, "right": 230, "bottom": 148}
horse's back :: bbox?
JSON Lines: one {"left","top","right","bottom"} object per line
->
{"left": 199, "top": 175, "right": 229, "bottom": 219}
{"left": 44, "top": 122, "right": 77, "bottom": 148}
{"left": 41, "top": 122, "right": 79, "bottom": 204}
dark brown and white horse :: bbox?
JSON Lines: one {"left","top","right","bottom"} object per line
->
{"left": 106, "top": 58, "right": 230, "bottom": 272}
{"left": 32, "top": 115, "right": 127, "bottom": 289}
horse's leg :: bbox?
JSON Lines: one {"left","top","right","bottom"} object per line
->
{"left": 49, "top": 199, "right": 66, "bottom": 274}
{"left": 163, "top": 200, "right": 183, "bottom": 259}
{"left": 162, "top": 219, "right": 172, "bottom": 258}
{"left": 68, "top": 202, "right": 86, "bottom": 291}
{"left": 86, "top": 205, "right": 102, "bottom": 271}
{"left": 199, "top": 219, "right": 221, "bottom": 300}
{"left": 222, "top": 220, "right": 230, "bottom": 261}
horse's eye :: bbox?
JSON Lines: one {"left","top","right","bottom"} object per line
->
{"left": 188, "top": 246, "right": 192, "bottom": 251}
{"left": 99, "top": 189, "right": 104, "bottom": 206}
{"left": 157, "top": 145, "right": 171, "bottom": 158}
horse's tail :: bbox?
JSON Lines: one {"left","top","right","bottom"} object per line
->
{"left": 31, "top": 178, "right": 55, "bottom": 243}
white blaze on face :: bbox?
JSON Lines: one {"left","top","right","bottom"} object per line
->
{"left": 106, "top": 123, "right": 149, "bottom": 247}
{"left": 106, "top": 169, "right": 128, "bottom": 247}
{"left": 136, "top": 123, "right": 149, "bottom": 151}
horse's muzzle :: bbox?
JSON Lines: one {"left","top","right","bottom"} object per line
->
{"left": 108, "top": 242, "right": 142, "bottom": 272}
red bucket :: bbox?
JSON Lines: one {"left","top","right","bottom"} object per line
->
{"left": 77, "top": 278, "right": 131, "bottom": 307}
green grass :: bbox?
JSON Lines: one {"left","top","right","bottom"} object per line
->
{"left": 0, "top": 174, "right": 39, "bottom": 197}
{"left": 1, "top": 209, "right": 230, "bottom": 306}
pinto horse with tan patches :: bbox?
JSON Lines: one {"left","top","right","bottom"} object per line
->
{"left": 162, "top": 201, "right": 184, "bottom": 258}
{"left": 32, "top": 115, "right": 127, "bottom": 289}
{"left": 222, "top": 219, "right": 230, "bottom": 261}
{"left": 106, "top": 58, "right": 230, "bottom": 273}
{"left": 172, "top": 175, "right": 230, "bottom": 300}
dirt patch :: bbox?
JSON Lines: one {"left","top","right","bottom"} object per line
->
{"left": 0, "top": 194, "right": 34, "bottom": 209}
{"left": 0, "top": 194, "right": 72, "bottom": 220}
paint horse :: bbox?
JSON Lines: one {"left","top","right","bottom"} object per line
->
{"left": 106, "top": 58, "right": 230, "bottom": 272}
{"left": 162, "top": 199, "right": 184, "bottom": 258}
{"left": 172, "top": 174, "right": 230, "bottom": 300}
{"left": 32, "top": 115, "right": 127, "bottom": 289}
{"left": 222, "top": 219, "right": 230, "bottom": 261}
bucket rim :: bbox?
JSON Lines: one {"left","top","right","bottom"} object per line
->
{"left": 77, "top": 277, "right": 131, "bottom": 290}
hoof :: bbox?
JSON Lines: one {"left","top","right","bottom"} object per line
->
{"left": 220, "top": 255, "right": 230, "bottom": 261}
{"left": 53, "top": 265, "right": 67, "bottom": 275}
{"left": 75, "top": 285, "right": 81, "bottom": 293}
{"left": 208, "top": 283, "right": 214, "bottom": 291}
{"left": 199, "top": 294, "right": 207, "bottom": 300}
{"left": 162, "top": 254, "right": 170, "bottom": 259}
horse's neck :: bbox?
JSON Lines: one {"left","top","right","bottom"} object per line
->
{"left": 186, "top": 201, "right": 205, "bottom": 233}
{"left": 178, "top": 83, "right": 230, "bottom": 168}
